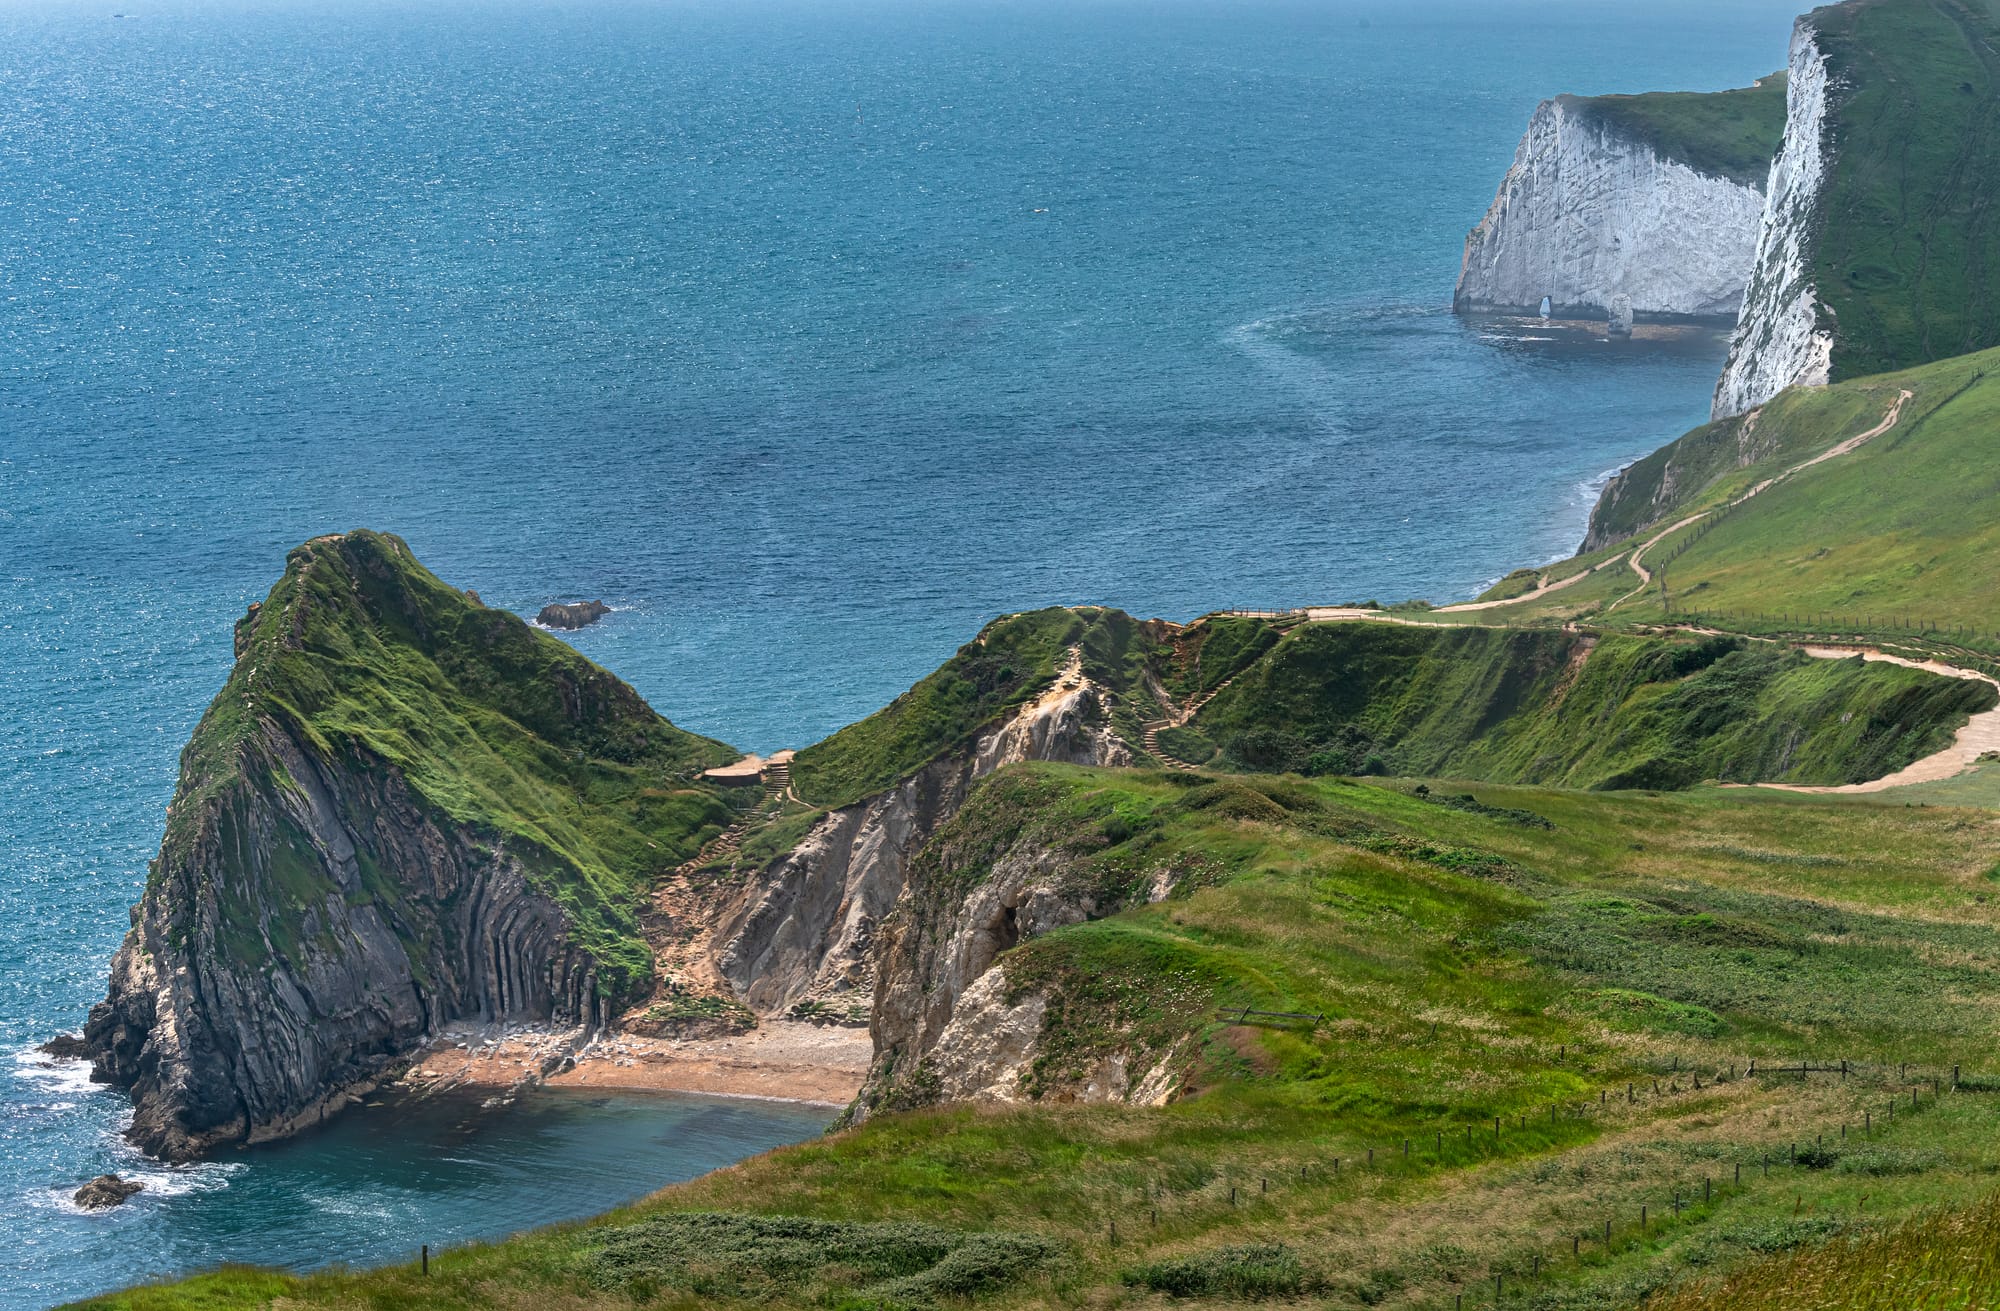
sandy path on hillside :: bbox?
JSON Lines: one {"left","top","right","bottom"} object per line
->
{"left": 1435, "top": 552, "right": 1633, "bottom": 613}
{"left": 1726, "top": 646, "right": 2000, "bottom": 794}
{"left": 1607, "top": 388, "right": 1913, "bottom": 611}
{"left": 403, "top": 1020, "right": 872, "bottom": 1105}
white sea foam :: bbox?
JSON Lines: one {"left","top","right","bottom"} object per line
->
{"left": 9, "top": 1046, "right": 99, "bottom": 1098}
{"left": 1574, "top": 459, "right": 1634, "bottom": 509}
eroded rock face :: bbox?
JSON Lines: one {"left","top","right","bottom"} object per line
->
{"left": 83, "top": 719, "right": 604, "bottom": 1162}
{"left": 1580, "top": 407, "right": 1776, "bottom": 551}
{"left": 39, "top": 1033, "right": 90, "bottom": 1061}
{"left": 711, "top": 675, "right": 1128, "bottom": 1023}
{"left": 1713, "top": 20, "right": 1837, "bottom": 419}
{"left": 73, "top": 1175, "right": 144, "bottom": 1210}
{"left": 848, "top": 782, "right": 1179, "bottom": 1122}
{"left": 537, "top": 600, "right": 611, "bottom": 630}
{"left": 1454, "top": 96, "right": 1767, "bottom": 322}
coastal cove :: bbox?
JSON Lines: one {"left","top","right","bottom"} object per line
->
{"left": 3, "top": 1051, "right": 826, "bottom": 1305}
{"left": 0, "top": 0, "right": 1806, "bottom": 1306}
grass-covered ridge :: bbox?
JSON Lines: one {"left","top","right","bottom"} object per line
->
{"left": 188, "top": 530, "right": 738, "bottom": 993}
{"left": 1563, "top": 346, "right": 2000, "bottom": 637}
{"left": 1175, "top": 623, "right": 1990, "bottom": 789}
{"left": 78, "top": 764, "right": 2000, "bottom": 1310}
{"left": 791, "top": 606, "right": 1164, "bottom": 809}
{"left": 1808, "top": 0, "right": 2000, "bottom": 382}
{"left": 1571, "top": 74, "right": 1787, "bottom": 189}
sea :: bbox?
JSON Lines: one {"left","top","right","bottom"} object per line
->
{"left": 0, "top": 0, "right": 1799, "bottom": 1303}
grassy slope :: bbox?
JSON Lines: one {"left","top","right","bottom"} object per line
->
{"left": 1810, "top": 0, "right": 2000, "bottom": 382}
{"left": 791, "top": 607, "right": 1164, "bottom": 809}
{"left": 1176, "top": 624, "right": 1991, "bottom": 789}
{"left": 1558, "top": 348, "right": 2000, "bottom": 635}
{"left": 1468, "top": 340, "right": 2000, "bottom": 651}
{"left": 82, "top": 764, "right": 2000, "bottom": 1310}
{"left": 1650, "top": 1187, "right": 2000, "bottom": 1311}
{"left": 196, "top": 531, "right": 738, "bottom": 993}
{"left": 1572, "top": 74, "right": 1787, "bottom": 188}
{"left": 1645, "top": 364, "right": 2000, "bottom": 633}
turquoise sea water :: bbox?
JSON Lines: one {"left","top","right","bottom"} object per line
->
{"left": 2, "top": 0, "right": 1799, "bottom": 1304}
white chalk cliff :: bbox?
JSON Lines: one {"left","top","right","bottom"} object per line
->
{"left": 1454, "top": 97, "right": 1768, "bottom": 321}
{"left": 1712, "top": 20, "right": 1838, "bottom": 419}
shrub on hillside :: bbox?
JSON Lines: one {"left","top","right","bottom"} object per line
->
{"left": 1123, "top": 1243, "right": 1319, "bottom": 1299}
{"left": 1225, "top": 728, "right": 1312, "bottom": 773}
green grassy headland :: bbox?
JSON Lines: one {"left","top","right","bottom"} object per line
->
{"left": 185, "top": 530, "right": 738, "bottom": 996}
{"left": 1572, "top": 74, "right": 1788, "bottom": 188}
{"left": 1807, "top": 0, "right": 2000, "bottom": 383}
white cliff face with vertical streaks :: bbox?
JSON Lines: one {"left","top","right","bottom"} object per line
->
{"left": 1712, "top": 20, "right": 1838, "bottom": 419}
{"left": 1454, "top": 97, "right": 1768, "bottom": 321}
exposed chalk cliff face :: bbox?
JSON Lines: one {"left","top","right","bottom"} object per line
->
{"left": 1454, "top": 96, "right": 1769, "bottom": 321}
{"left": 711, "top": 663, "right": 1129, "bottom": 1020}
{"left": 81, "top": 532, "right": 734, "bottom": 1160}
{"left": 1713, "top": 21, "right": 1837, "bottom": 419}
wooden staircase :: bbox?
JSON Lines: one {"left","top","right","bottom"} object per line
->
{"left": 1142, "top": 719, "right": 1199, "bottom": 772}
{"left": 762, "top": 756, "right": 792, "bottom": 802}
{"left": 1142, "top": 665, "right": 1255, "bottom": 771}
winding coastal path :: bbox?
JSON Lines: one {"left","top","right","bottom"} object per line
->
{"left": 1191, "top": 390, "right": 1998, "bottom": 793}
{"left": 1434, "top": 553, "right": 1633, "bottom": 613}
{"left": 1606, "top": 388, "right": 1912, "bottom": 612}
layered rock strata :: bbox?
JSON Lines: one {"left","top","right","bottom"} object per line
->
{"left": 80, "top": 532, "right": 731, "bottom": 1160}
{"left": 84, "top": 720, "right": 604, "bottom": 1160}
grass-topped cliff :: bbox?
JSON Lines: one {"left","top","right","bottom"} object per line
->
{"left": 81, "top": 531, "right": 745, "bottom": 1160}
{"left": 80, "top": 763, "right": 2000, "bottom": 1310}
{"left": 1572, "top": 75, "right": 1788, "bottom": 189}
{"left": 1530, "top": 345, "right": 2000, "bottom": 645}
{"left": 1168, "top": 623, "right": 1989, "bottom": 790}
{"left": 1804, "top": 0, "right": 2000, "bottom": 382}
{"left": 790, "top": 607, "right": 1164, "bottom": 809}
{"left": 187, "top": 530, "right": 739, "bottom": 991}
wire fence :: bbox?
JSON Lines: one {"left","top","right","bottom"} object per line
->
{"left": 1100, "top": 1053, "right": 1988, "bottom": 1307}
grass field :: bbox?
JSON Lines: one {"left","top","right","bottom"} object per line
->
{"left": 78, "top": 764, "right": 2000, "bottom": 1310}
{"left": 1572, "top": 74, "right": 1787, "bottom": 189}
{"left": 1808, "top": 0, "right": 2000, "bottom": 382}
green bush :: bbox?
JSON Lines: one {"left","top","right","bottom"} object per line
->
{"left": 1123, "top": 1243, "right": 1317, "bottom": 1299}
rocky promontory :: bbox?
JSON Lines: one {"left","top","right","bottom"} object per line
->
{"left": 79, "top": 532, "right": 736, "bottom": 1160}
{"left": 73, "top": 539, "right": 1168, "bottom": 1159}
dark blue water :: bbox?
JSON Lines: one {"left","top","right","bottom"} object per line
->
{"left": 2, "top": 0, "right": 1798, "bottom": 1304}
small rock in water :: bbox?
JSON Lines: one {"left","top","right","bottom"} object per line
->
{"left": 536, "top": 600, "right": 611, "bottom": 630}
{"left": 39, "top": 1033, "right": 91, "bottom": 1060}
{"left": 74, "top": 1175, "right": 144, "bottom": 1210}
